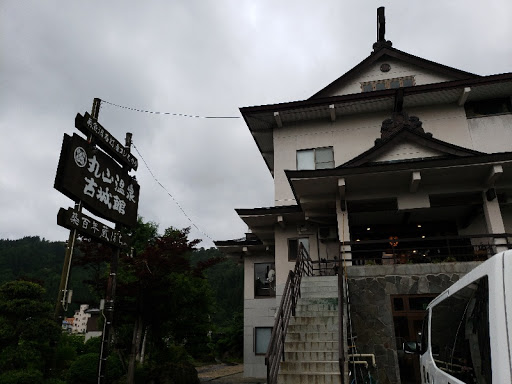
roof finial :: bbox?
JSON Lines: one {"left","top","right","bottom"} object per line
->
{"left": 373, "top": 7, "right": 392, "bottom": 52}
{"left": 377, "top": 6, "right": 385, "bottom": 42}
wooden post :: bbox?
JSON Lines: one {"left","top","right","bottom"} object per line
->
{"left": 55, "top": 98, "right": 100, "bottom": 323}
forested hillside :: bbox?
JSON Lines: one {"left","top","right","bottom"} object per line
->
{"left": 0, "top": 236, "right": 93, "bottom": 306}
{"left": 0, "top": 236, "right": 243, "bottom": 349}
{"left": 0, "top": 229, "right": 244, "bottom": 382}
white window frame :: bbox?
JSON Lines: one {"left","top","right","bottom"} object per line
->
{"left": 297, "top": 147, "right": 334, "bottom": 170}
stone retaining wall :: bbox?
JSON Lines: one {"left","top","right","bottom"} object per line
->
{"left": 345, "top": 262, "right": 480, "bottom": 384}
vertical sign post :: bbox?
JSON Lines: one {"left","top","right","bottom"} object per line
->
{"left": 53, "top": 98, "right": 139, "bottom": 384}
{"left": 54, "top": 98, "right": 101, "bottom": 322}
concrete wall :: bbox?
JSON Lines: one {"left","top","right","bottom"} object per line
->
{"left": 274, "top": 225, "right": 320, "bottom": 295}
{"left": 346, "top": 262, "right": 480, "bottom": 384}
{"left": 467, "top": 114, "right": 512, "bottom": 154}
{"left": 273, "top": 102, "right": 475, "bottom": 205}
{"left": 273, "top": 112, "right": 385, "bottom": 204}
{"left": 244, "top": 254, "right": 277, "bottom": 378}
{"left": 325, "top": 58, "right": 457, "bottom": 97}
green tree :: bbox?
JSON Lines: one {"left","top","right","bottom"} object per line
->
{"left": 0, "top": 280, "right": 61, "bottom": 382}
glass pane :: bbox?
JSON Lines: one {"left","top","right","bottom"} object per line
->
{"left": 254, "top": 263, "right": 275, "bottom": 297}
{"left": 362, "top": 84, "right": 373, "bottom": 92}
{"left": 393, "top": 297, "right": 404, "bottom": 311}
{"left": 255, "top": 327, "right": 272, "bottom": 354}
{"left": 409, "top": 296, "right": 434, "bottom": 311}
{"left": 288, "top": 239, "right": 298, "bottom": 261}
{"left": 298, "top": 238, "right": 309, "bottom": 255}
{"left": 315, "top": 147, "right": 334, "bottom": 163}
{"left": 390, "top": 80, "right": 400, "bottom": 89}
{"left": 403, "top": 78, "right": 413, "bottom": 87}
{"left": 316, "top": 161, "right": 335, "bottom": 169}
{"left": 316, "top": 148, "right": 334, "bottom": 169}
{"left": 297, "top": 150, "right": 315, "bottom": 170}
{"left": 375, "top": 82, "right": 386, "bottom": 90}
{"left": 431, "top": 276, "right": 491, "bottom": 383}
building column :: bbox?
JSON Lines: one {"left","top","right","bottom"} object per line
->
{"left": 482, "top": 191, "right": 508, "bottom": 254}
{"left": 336, "top": 198, "right": 352, "bottom": 267}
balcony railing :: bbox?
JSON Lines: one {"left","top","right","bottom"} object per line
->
{"left": 313, "top": 234, "right": 512, "bottom": 273}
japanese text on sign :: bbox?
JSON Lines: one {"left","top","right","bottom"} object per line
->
{"left": 57, "top": 208, "right": 131, "bottom": 249}
{"left": 75, "top": 112, "right": 138, "bottom": 171}
{"left": 55, "top": 133, "right": 139, "bottom": 228}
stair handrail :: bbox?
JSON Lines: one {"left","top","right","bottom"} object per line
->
{"left": 265, "top": 243, "right": 313, "bottom": 384}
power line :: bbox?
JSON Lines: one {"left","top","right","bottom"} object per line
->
{"left": 132, "top": 143, "right": 213, "bottom": 241}
{"left": 101, "top": 99, "right": 240, "bottom": 119}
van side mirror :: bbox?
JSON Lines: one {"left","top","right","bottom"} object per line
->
{"left": 403, "top": 341, "right": 420, "bottom": 354}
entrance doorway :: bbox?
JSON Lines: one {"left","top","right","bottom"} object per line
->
{"left": 391, "top": 295, "right": 435, "bottom": 384}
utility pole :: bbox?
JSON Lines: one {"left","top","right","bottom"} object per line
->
{"left": 55, "top": 98, "right": 101, "bottom": 323}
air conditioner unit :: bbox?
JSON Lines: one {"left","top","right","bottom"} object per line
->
{"left": 319, "top": 226, "right": 337, "bottom": 240}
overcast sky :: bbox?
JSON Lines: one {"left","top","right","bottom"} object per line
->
{"left": 1, "top": 1, "right": 511, "bottom": 248}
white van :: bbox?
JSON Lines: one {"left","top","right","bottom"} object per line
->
{"left": 412, "top": 251, "right": 512, "bottom": 384}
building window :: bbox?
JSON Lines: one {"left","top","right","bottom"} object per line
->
{"left": 361, "top": 76, "right": 415, "bottom": 92}
{"left": 464, "top": 97, "right": 512, "bottom": 118}
{"left": 297, "top": 147, "right": 334, "bottom": 170}
{"left": 255, "top": 327, "right": 273, "bottom": 355}
{"left": 362, "top": 83, "right": 373, "bottom": 92}
{"left": 254, "top": 263, "right": 275, "bottom": 297}
{"left": 288, "top": 238, "right": 310, "bottom": 261}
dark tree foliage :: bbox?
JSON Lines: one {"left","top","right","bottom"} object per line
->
{"left": 74, "top": 238, "right": 113, "bottom": 302}
{"left": 0, "top": 280, "right": 61, "bottom": 382}
{"left": 191, "top": 248, "right": 244, "bottom": 360}
{"left": 118, "top": 225, "right": 217, "bottom": 361}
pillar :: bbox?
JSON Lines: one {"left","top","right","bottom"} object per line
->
{"left": 482, "top": 191, "right": 508, "bottom": 254}
{"left": 336, "top": 198, "right": 352, "bottom": 267}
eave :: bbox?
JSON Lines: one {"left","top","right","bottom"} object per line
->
{"left": 285, "top": 152, "right": 512, "bottom": 218}
{"left": 240, "top": 73, "right": 512, "bottom": 175}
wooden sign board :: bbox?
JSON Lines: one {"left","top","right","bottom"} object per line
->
{"left": 57, "top": 208, "right": 131, "bottom": 250}
{"left": 55, "top": 133, "right": 140, "bottom": 228}
{"left": 75, "top": 112, "right": 138, "bottom": 171}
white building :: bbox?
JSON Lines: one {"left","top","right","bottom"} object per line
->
{"left": 216, "top": 8, "right": 512, "bottom": 384}
{"left": 72, "top": 304, "right": 91, "bottom": 334}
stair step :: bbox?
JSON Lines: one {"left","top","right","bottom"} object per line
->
{"left": 296, "top": 302, "right": 339, "bottom": 313}
{"left": 293, "top": 310, "right": 338, "bottom": 318}
{"left": 280, "top": 361, "right": 339, "bottom": 373}
{"left": 289, "top": 316, "right": 338, "bottom": 327}
{"left": 302, "top": 276, "right": 339, "bottom": 284}
{"left": 288, "top": 323, "right": 339, "bottom": 333}
{"left": 285, "top": 350, "right": 339, "bottom": 361}
{"left": 284, "top": 341, "right": 339, "bottom": 352}
{"left": 287, "top": 332, "right": 338, "bottom": 342}
{"left": 277, "top": 372, "right": 341, "bottom": 384}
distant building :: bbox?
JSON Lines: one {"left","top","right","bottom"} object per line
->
{"left": 62, "top": 316, "right": 75, "bottom": 333}
{"left": 72, "top": 304, "right": 91, "bottom": 333}
{"left": 84, "top": 307, "right": 102, "bottom": 342}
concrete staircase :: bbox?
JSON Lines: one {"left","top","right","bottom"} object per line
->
{"left": 277, "top": 276, "right": 341, "bottom": 384}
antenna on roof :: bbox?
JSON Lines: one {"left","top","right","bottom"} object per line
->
{"left": 373, "top": 7, "right": 392, "bottom": 52}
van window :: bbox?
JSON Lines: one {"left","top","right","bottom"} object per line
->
{"left": 430, "top": 276, "right": 491, "bottom": 383}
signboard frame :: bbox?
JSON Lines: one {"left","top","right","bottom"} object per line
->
{"left": 75, "top": 112, "right": 138, "bottom": 171}
{"left": 57, "top": 207, "right": 131, "bottom": 250}
{"left": 54, "top": 133, "right": 139, "bottom": 228}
